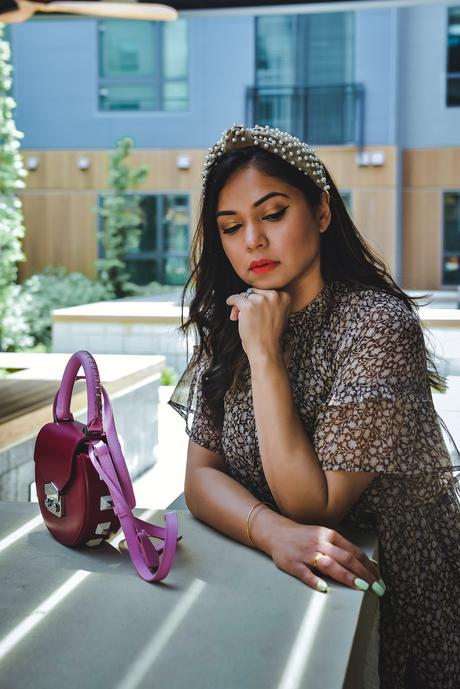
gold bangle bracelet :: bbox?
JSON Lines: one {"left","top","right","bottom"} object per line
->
{"left": 246, "top": 502, "right": 268, "bottom": 547}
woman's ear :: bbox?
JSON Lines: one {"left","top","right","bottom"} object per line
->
{"left": 317, "top": 191, "right": 331, "bottom": 233}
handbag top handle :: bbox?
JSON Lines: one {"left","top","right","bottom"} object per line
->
{"left": 53, "top": 350, "right": 103, "bottom": 434}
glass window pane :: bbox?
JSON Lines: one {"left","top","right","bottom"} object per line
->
{"left": 256, "top": 16, "right": 296, "bottom": 87}
{"left": 112, "top": 194, "right": 190, "bottom": 287}
{"left": 164, "top": 81, "right": 188, "bottom": 111}
{"left": 254, "top": 90, "right": 294, "bottom": 132}
{"left": 138, "top": 196, "right": 158, "bottom": 251}
{"left": 444, "top": 193, "right": 460, "bottom": 252}
{"left": 302, "top": 13, "right": 354, "bottom": 86}
{"left": 163, "top": 195, "right": 189, "bottom": 252}
{"left": 126, "top": 258, "right": 159, "bottom": 286}
{"left": 163, "top": 19, "right": 187, "bottom": 80}
{"left": 340, "top": 190, "right": 352, "bottom": 213}
{"left": 443, "top": 193, "right": 460, "bottom": 285}
{"left": 256, "top": 13, "right": 354, "bottom": 88}
{"left": 100, "top": 21, "right": 157, "bottom": 77}
{"left": 163, "top": 256, "right": 189, "bottom": 285}
{"left": 442, "top": 255, "right": 460, "bottom": 285}
{"left": 447, "top": 77, "right": 460, "bottom": 107}
{"left": 448, "top": 8, "right": 460, "bottom": 73}
{"left": 99, "top": 84, "right": 158, "bottom": 111}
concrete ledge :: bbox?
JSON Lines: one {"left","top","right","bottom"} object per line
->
{"left": 52, "top": 299, "right": 188, "bottom": 324}
{"left": 0, "top": 352, "right": 164, "bottom": 451}
{"left": 419, "top": 308, "right": 460, "bottom": 328}
{"left": 51, "top": 300, "right": 192, "bottom": 372}
{"left": 0, "top": 502, "right": 378, "bottom": 689}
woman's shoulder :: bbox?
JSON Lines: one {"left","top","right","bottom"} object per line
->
{"left": 332, "top": 282, "right": 419, "bottom": 331}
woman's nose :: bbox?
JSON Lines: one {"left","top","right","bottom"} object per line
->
{"left": 245, "top": 222, "right": 267, "bottom": 251}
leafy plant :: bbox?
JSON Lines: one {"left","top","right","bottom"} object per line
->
{"left": 0, "top": 25, "right": 27, "bottom": 349}
{"left": 3, "top": 267, "right": 112, "bottom": 351}
{"left": 160, "top": 367, "right": 179, "bottom": 386}
{"left": 96, "top": 137, "right": 149, "bottom": 298}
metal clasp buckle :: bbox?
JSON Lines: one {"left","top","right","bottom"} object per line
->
{"left": 44, "top": 482, "right": 64, "bottom": 518}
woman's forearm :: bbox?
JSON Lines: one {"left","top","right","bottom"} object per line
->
{"left": 250, "top": 351, "right": 329, "bottom": 521}
{"left": 184, "top": 463, "right": 288, "bottom": 554}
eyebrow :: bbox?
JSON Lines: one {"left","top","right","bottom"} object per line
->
{"left": 216, "top": 191, "right": 289, "bottom": 218}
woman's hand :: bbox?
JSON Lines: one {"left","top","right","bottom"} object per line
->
{"left": 251, "top": 507, "right": 382, "bottom": 594}
{"left": 225, "top": 289, "right": 291, "bottom": 361}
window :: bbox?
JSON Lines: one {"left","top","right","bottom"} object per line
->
{"left": 253, "top": 13, "right": 358, "bottom": 144}
{"left": 98, "top": 19, "right": 188, "bottom": 111}
{"left": 99, "top": 193, "right": 190, "bottom": 286}
{"left": 442, "top": 192, "right": 460, "bottom": 285}
{"left": 447, "top": 7, "right": 460, "bottom": 107}
{"left": 340, "top": 190, "right": 352, "bottom": 214}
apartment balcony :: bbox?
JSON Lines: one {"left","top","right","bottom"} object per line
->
{"left": 245, "top": 83, "right": 365, "bottom": 147}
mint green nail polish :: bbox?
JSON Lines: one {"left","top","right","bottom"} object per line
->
{"left": 354, "top": 578, "right": 369, "bottom": 591}
{"left": 372, "top": 580, "right": 386, "bottom": 596}
{"left": 316, "top": 581, "right": 328, "bottom": 593}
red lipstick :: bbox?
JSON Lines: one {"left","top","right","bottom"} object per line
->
{"left": 249, "top": 259, "right": 279, "bottom": 274}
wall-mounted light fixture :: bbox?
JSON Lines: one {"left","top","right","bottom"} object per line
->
{"left": 356, "top": 151, "right": 385, "bottom": 167}
{"left": 77, "top": 156, "right": 90, "bottom": 171}
{"left": 176, "top": 154, "right": 191, "bottom": 170}
{"left": 26, "top": 156, "right": 39, "bottom": 171}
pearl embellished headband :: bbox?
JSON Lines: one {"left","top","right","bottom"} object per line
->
{"left": 202, "top": 123, "right": 330, "bottom": 194}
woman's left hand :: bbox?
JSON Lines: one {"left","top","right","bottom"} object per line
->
{"left": 226, "top": 289, "right": 291, "bottom": 361}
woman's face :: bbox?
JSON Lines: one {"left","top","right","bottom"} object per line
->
{"left": 216, "top": 165, "right": 331, "bottom": 309}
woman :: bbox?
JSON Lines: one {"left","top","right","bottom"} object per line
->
{"left": 170, "top": 124, "right": 460, "bottom": 688}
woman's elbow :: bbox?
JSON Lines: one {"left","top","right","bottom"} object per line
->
{"left": 183, "top": 473, "right": 198, "bottom": 515}
{"left": 279, "top": 502, "right": 344, "bottom": 529}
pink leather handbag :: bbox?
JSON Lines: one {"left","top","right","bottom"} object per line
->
{"left": 34, "top": 350, "right": 179, "bottom": 582}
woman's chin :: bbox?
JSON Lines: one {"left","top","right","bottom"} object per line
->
{"left": 247, "top": 274, "right": 288, "bottom": 291}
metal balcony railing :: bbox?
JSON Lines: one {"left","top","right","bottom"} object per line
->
{"left": 245, "top": 83, "right": 365, "bottom": 147}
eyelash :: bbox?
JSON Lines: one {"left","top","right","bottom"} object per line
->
{"left": 221, "top": 206, "right": 289, "bottom": 235}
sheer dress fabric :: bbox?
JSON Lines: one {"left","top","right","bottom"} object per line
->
{"left": 170, "top": 282, "right": 460, "bottom": 689}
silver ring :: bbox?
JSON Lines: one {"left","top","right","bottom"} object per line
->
{"left": 244, "top": 289, "right": 255, "bottom": 299}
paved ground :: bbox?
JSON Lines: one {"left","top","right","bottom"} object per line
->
{"left": 133, "top": 376, "right": 460, "bottom": 511}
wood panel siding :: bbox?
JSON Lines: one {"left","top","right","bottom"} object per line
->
{"left": 402, "top": 148, "right": 460, "bottom": 288}
{"left": 19, "top": 193, "right": 98, "bottom": 281}
{"left": 404, "top": 148, "right": 460, "bottom": 189}
{"left": 402, "top": 190, "right": 442, "bottom": 290}
{"left": 18, "top": 146, "right": 401, "bottom": 286}
{"left": 22, "top": 150, "right": 206, "bottom": 191}
{"left": 353, "top": 190, "right": 396, "bottom": 275}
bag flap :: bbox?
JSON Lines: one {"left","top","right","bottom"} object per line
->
{"left": 34, "top": 420, "right": 92, "bottom": 492}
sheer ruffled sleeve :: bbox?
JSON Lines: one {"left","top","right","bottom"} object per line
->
{"left": 168, "top": 346, "right": 223, "bottom": 454}
{"left": 313, "top": 297, "right": 458, "bottom": 475}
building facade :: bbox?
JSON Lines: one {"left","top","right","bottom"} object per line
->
{"left": 8, "top": 2, "right": 460, "bottom": 290}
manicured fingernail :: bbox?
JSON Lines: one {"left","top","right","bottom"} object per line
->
{"left": 354, "top": 578, "right": 369, "bottom": 591}
{"left": 372, "top": 580, "right": 386, "bottom": 596}
{"left": 316, "top": 581, "right": 328, "bottom": 593}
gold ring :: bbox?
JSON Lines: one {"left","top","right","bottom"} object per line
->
{"left": 312, "top": 552, "right": 325, "bottom": 569}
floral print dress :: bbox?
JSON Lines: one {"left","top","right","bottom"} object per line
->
{"left": 170, "top": 282, "right": 460, "bottom": 689}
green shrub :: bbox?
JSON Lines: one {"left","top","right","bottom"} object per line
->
{"left": 3, "top": 267, "right": 113, "bottom": 351}
{"left": 160, "top": 367, "right": 179, "bottom": 386}
{"left": 96, "top": 137, "right": 149, "bottom": 298}
{"left": 128, "top": 281, "right": 179, "bottom": 297}
{"left": 0, "top": 27, "right": 27, "bottom": 347}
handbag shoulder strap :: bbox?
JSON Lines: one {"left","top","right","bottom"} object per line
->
{"left": 89, "top": 385, "right": 179, "bottom": 582}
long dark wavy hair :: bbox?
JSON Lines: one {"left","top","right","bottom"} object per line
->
{"left": 180, "top": 146, "right": 445, "bottom": 428}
